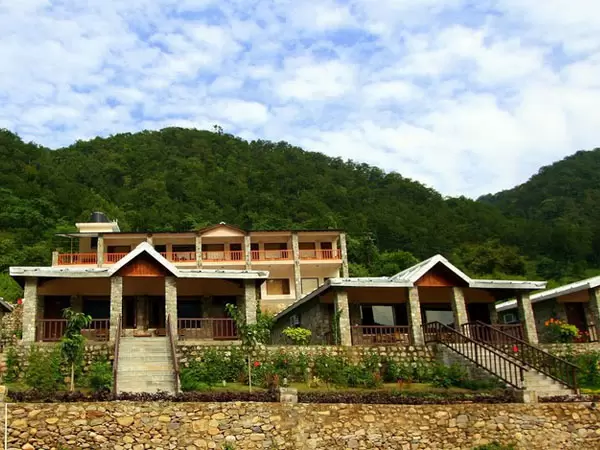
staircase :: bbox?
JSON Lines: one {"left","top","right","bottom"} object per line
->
{"left": 115, "top": 337, "right": 177, "bottom": 394}
{"left": 425, "top": 322, "right": 578, "bottom": 400}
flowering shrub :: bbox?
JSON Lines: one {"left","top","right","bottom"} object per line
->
{"left": 543, "top": 318, "right": 579, "bottom": 343}
{"left": 282, "top": 327, "right": 312, "bottom": 345}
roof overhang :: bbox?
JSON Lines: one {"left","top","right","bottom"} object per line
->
{"left": 0, "top": 299, "right": 14, "bottom": 312}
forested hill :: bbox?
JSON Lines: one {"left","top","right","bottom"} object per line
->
{"left": 0, "top": 127, "right": 598, "bottom": 300}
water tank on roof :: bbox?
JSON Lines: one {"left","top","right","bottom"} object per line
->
{"left": 89, "top": 211, "right": 111, "bottom": 223}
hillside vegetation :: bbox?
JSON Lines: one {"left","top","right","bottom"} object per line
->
{"left": 0, "top": 127, "right": 598, "bottom": 300}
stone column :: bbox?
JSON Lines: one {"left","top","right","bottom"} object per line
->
{"left": 517, "top": 292, "right": 538, "bottom": 344}
{"left": 450, "top": 287, "right": 468, "bottom": 330}
{"left": 71, "top": 295, "right": 83, "bottom": 314}
{"left": 195, "top": 234, "right": 202, "bottom": 268}
{"left": 136, "top": 296, "right": 147, "bottom": 331}
{"left": 291, "top": 232, "right": 302, "bottom": 300}
{"left": 165, "top": 277, "right": 178, "bottom": 338}
{"left": 97, "top": 234, "right": 104, "bottom": 267}
{"left": 244, "top": 234, "right": 252, "bottom": 270}
{"left": 488, "top": 303, "right": 499, "bottom": 324}
{"left": 333, "top": 288, "right": 352, "bottom": 346}
{"left": 340, "top": 233, "right": 349, "bottom": 278}
{"left": 407, "top": 287, "right": 425, "bottom": 346}
{"left": 588, "top": 287, "right": 600, "bottom": 338}
{"left": 52, "top": 251, "right": 59, "bottom": 266}
{"left": 22, "top": 277, "right": 39, "bottom": 343}
{"left": 242, "top": 280, "right": 257, "bottom": 325}
{"left": 109, "top": 276, "right": 123, "bottom": 341}
{"left": 146, "top": 234, "right": 154, "bottom": 246}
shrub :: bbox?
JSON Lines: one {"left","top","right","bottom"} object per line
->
{"left": 282, "top": 327, "right": 312, "bottom": 345}
{"left": 565, "top": 351, "right": 600, "bottom": 389}
{"left": 180, "top": 348, "right": 246, "bottom": 391}
{"left": 431, "top": 363, "right": 468, "bottom": 389}
{"left": 312, "top": 353, "right": 348, "bottom": 386}
{"left": 87, "top": 357, "right": 113, "bottom": 392}
{"left": 25, "top": 346, "right": 63, "bottom": 394}
{"left": 3, "top": 345, "right": 21, "bottom": 382}
{"left": 543, "top": 318, "right": 579, "bottom": 343}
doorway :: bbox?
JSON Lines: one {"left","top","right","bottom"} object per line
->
{"left": 148, "top": 296, "right": 166, "bottom": 329}
{"left": 123, "top": 296, "right": 137, "bottom": 329}
{"left": 467, "top": 303, "right": 491, "bottom": 324}
{"left": 564, "top": 302, "right": 588, "bottom": 332}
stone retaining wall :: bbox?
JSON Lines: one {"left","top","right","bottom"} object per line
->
{"left": 542, "top": 342, "right": 600, "bottom": 357}
{"left": 177, "top": 343, "right": 435, "bottom": 367}
{"left": 3, "top": 401, "right": 600, "bottom": 449}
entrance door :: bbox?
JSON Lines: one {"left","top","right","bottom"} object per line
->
{"left": 123, "top": 296, "right": 137, "bottom": 329}
{"left": 565, "top": 302, "right": 588, "bottom": 332}
{"left": 148, "top": 296, "right": 165, "bottom": 329}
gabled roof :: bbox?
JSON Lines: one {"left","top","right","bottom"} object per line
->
{"left": 0, "top": 298, "right": 14, "bottom": 312}
{"left": 108, "top": 242, "right": 179, "bottom": 277}
{"left": 197, "top": 223, "right": 246, "bottom": 235}
{"left": 389, "top": 254, "right": 472, "bottom": 284}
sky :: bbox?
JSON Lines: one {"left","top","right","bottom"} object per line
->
{"left": 1, "top": 0, "right": 599, "bottom": 198}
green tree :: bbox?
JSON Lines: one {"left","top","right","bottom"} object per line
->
{"left": 60, "top": 308, "right": 92, "bottom": 392}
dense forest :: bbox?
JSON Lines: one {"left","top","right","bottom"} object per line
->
{"left": 1, "top": 127, "right": 599, "bottom": 302}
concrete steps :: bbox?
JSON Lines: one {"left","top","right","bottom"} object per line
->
{"left": 116, "top": 337, "right": 176, "bottom": 394}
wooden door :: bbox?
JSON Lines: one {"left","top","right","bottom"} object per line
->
{"left": 565, "top": 302, "right": 588, "bottom": 332}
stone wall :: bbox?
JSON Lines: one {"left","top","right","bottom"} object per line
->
{"left": 542, "top": 342, "right": 600, "bottom": 357}
{"left": 271, "top": 301, "right": 333, "bottom": 345}
{"left": 0, "top": 302, "right": 23, "bottom": 346}
{"left": 3, "top": 401, "right": 600, "bottom": 449}
{"left": 178, "top": 343, "right": 435, "bottom": 367}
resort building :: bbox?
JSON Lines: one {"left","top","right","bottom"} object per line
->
{"left": 9, "top": 212, "right": 348, "bottom": 343}
{"left": 496, "top": 276, "right": 600, "bottom": 342}
{"left": 273, "top": 255, "right": 546, "bottom": 345}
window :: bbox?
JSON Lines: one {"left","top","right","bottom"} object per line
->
{"left": 360, "top": 305, "right": 396, "bottom": 326}
{"left": 264, "top": 242, "right": 287, "bottom": 250}
{"left": 423, "top": 309, "right": 454, "bottom": 327}
{"left": 503, "top": 313, "right": 517, "bottom": 324}
{"left": 107, "top": 245, "right": 130, "bottom": 254}
{"left": 301, "top": 278, "right": 319, "bottom": 294}
{"left": 90, "top": 237, "right": 98, "bottom": 249}
{"left": 320, "top": 242, "right": 333, "bottom": 249}
{"left": 266, "top": 279, "right": 291, "bottom": 295}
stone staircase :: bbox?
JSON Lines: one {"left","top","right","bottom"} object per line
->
{"left": 116, "top": 337, "right": 177, "bottom": 394}
{"left": 446, "top": 343, "right": 576, "bottom": 399}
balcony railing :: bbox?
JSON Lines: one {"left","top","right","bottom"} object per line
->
{"left": 202, "top": 250, "right": 244, "bottom": 262}
{"left": 299, "top": 249, "right": 342, "bottom": 260}
{"left": 251, "top": 249, "right": 292, "bottom": 261}
{"left": 177, "top": 318, "right": 238, "bottom": 340}
{"left": 160, "top": 251, "right": 197, "bottom": 262}
{"left": 36, "top": 319, "right": 110, "bottom": 342}
{"left": 351, "top": 325, "right": 411, "bottom": 345}
{"left": 105, "top": 253, "right": 127, "bottom": 264}
{"left": 57, "top": 253, "right": 97, "bottom": 265}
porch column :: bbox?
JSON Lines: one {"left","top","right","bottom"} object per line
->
{"left": 109, "top": 276, "right": 123, "bottom": 341}
{"left": 52, "top": 250, "right": 59, "bottom": 266}
{"left": 292, "top": 232, "right": 302, "bottom": 300}
{"left": 242, "top": 279, "right": 257, "bottom": 324}
{"left": 244, "top": 234, "right": 252, "bottom": 270}
{"left": 97, "top": 234, "right": 104, "bottom": 267}
{"left": 517, "top": 292, "right": 538, "bottom": 344}
{"left": 340, "top": 233, "right": 349, "bottom": 278}
{"left": 195, "top": 234, "right": 202, "bottom": 268}
{"left": 588, "top": 287, "right": 600, "bottom": 338}
{"left": 165, "top": 277, "right": 178, "bottom": 338}
{"left": 22, "top": 277, "right": 39, "bottom": 343}
{"left": 146, "top": 234, "right": 153, "bottom": 246}
{"left": 488, "top": 303, "right": 499, "bottom": 325}
{"left": 407, "top": 287, "right": 424, "bottom": 346}
{"left": 450, "top": 287, "right": 468, "bottom": 330}
{"left": 333, "top": 288, "right": 351, "bottom": 346}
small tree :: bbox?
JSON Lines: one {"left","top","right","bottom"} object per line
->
{"left": 60, "top": 308, "right": 92, "bottom": 392}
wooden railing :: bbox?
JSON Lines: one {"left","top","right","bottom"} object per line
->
{"left": 465, "top": 322, "right": 524, "bottom": 342}
{"left": 113, "top": 315, "right": 122, "bottom": 395}
{"left": 167, "top": 314, "right": 180, "bottom": 393}
{"left": 425, "top": 321, "right": 526, "bottom": 389}
{"left": 177, "top": 318, "right": 238, "bottom": 340}
{"left": 250, "top": 249, "right": 291, "bottom": 261}
{"left": 202, "top": 250, "right": 244, "bottom": 262}
{"left": 57, "top": 253, "right": 97, "bottom": 265}
{"left": 493, "top": 323, "right": 524, "bottom": 340}
{"left": 160, "top": 252, "right": 197, "bottom": 262}
{"left": 105, "top": 253, "right": 127, "bottom": 264}
{"left": 36, "top": 319, "right": 110, "bottom": 342}
{"left": 351, "top": 325, "right": 411, "bottom": 345}
{"left": 462, "top": 321, "right": 579, "bottom": 390}
{"left": 299, "top": 249, "right": 342, "bottom": 260}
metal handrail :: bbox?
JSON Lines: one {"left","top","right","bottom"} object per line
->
{"left": 112, "top": 315, "right": 122, "bottom": 395}
{"left": 463, "top": 320, "right": 579, "bottom": 390}
{"left": 167, "top": 314, "right": 180, "bottom": 393}
{"left": 424, "top": 321, "right": 526, "bottom": 389}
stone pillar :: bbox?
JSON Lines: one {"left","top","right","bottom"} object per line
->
{"left": 195, "top": 234, "right": 202, "bottom": 268}
{"left": 71, "top": 295, "right": 83, "bottom": 314}
{"left": 407, "top": 287, "right": 424, "bottom": 346}
{"left": 450, "top": 287, "right": 468, "bottom": 330}
{"left": 22, "top": 277, "right": 39, "bottom": 343}
{"left": 244, "top": 234, "right": 252, "bottom": 270}
{"left": 146, "top": 234, "right": 154, "bottom": 246}
{"left": 165, "top": 277, "right": 178, "bottom": 338}
{"left": 340, "top": 233, "right": 349, "bottom": 278}
{"left": 488, "top": 303, "right": 499, "bottom": 325}
{"left": 517, "top": 292, "right": 538, "bottom": 344}
{"left": 291, "top": 232, "right": 302, "bottom": 300}
{"left": 52, "top": 251, "right": 59, "bottom": 266}
{"left": 109, "top": 276, "right": 123, "bottom": 341}
{"left": 97, "top": 234, "right": 104, "bottom": 267}
{"left": 333, "top": 288, "right": 351, "bottom": 346}
{"left": 243, "top": 280, "right": 257, "bottom": 325}
{"left": 588, "top": 287, "right": 600, "bottom": 338}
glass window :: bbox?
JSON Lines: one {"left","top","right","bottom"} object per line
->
{"left": 424, "top": 310, "right": 455, "bottom": 327}
{"left": 266, "top": 279, "right": 291, "bottom": 295}
{"left": 360, "top": 305, "right": 395, "bottom": 326}
{"left": 301, "top": 278, "right": 319, "bottom": 294}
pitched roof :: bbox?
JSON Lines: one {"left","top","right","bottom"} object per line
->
{"left": 108, "top": 242, "right": 179, "bottom": 276}
{"left": 0, "top": 298, "right": 13, "bottom": 312}
{"left": 389, "top": 254, "right": 472, "bottom": 284}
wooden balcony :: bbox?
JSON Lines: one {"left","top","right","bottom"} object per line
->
{"left": 57, "top": 253, "right": 97, "bottom": 265}
{"left": 250, "top": 249, "right": 292, "bottom": 261}
{"left": 299, "top": 249, "right": 342, "bottom": 260}
{"left": 105, "top": 252, "right": 127, "bottom": 264}
{"left": 36, "top": 319, "right": 110, "bottom": 342}
{"left": 202, "top": 250, "right": 244, "bottom": 262}
{"left": 177, "top": 318, "right": 238, "bottom": 340}
{"left": 351, "top": 325, "right": 411, "bottom": 345}
{"left": 159, "top": 252, "right": 197, "bottom": 263}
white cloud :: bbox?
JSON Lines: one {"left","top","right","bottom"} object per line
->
{"left": 0, "top": 0, "right": 599, "bottom": 197}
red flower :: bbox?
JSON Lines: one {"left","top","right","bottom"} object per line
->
{"left": 253, "top": 361, "right": 261, "bottom": 368}
{"left": 17, "top": 298, "right": 23, "bottom": 305}
{"left": 512, "top": 345, "right": 519, "bottom": 353}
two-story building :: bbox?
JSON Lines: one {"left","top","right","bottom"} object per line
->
{"left": 9, "top": 212, "right": 348, "bottom": 343}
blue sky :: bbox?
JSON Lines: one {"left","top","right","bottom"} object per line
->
{"left": 1, "top": 0, "right": 599, "bottom": 197}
